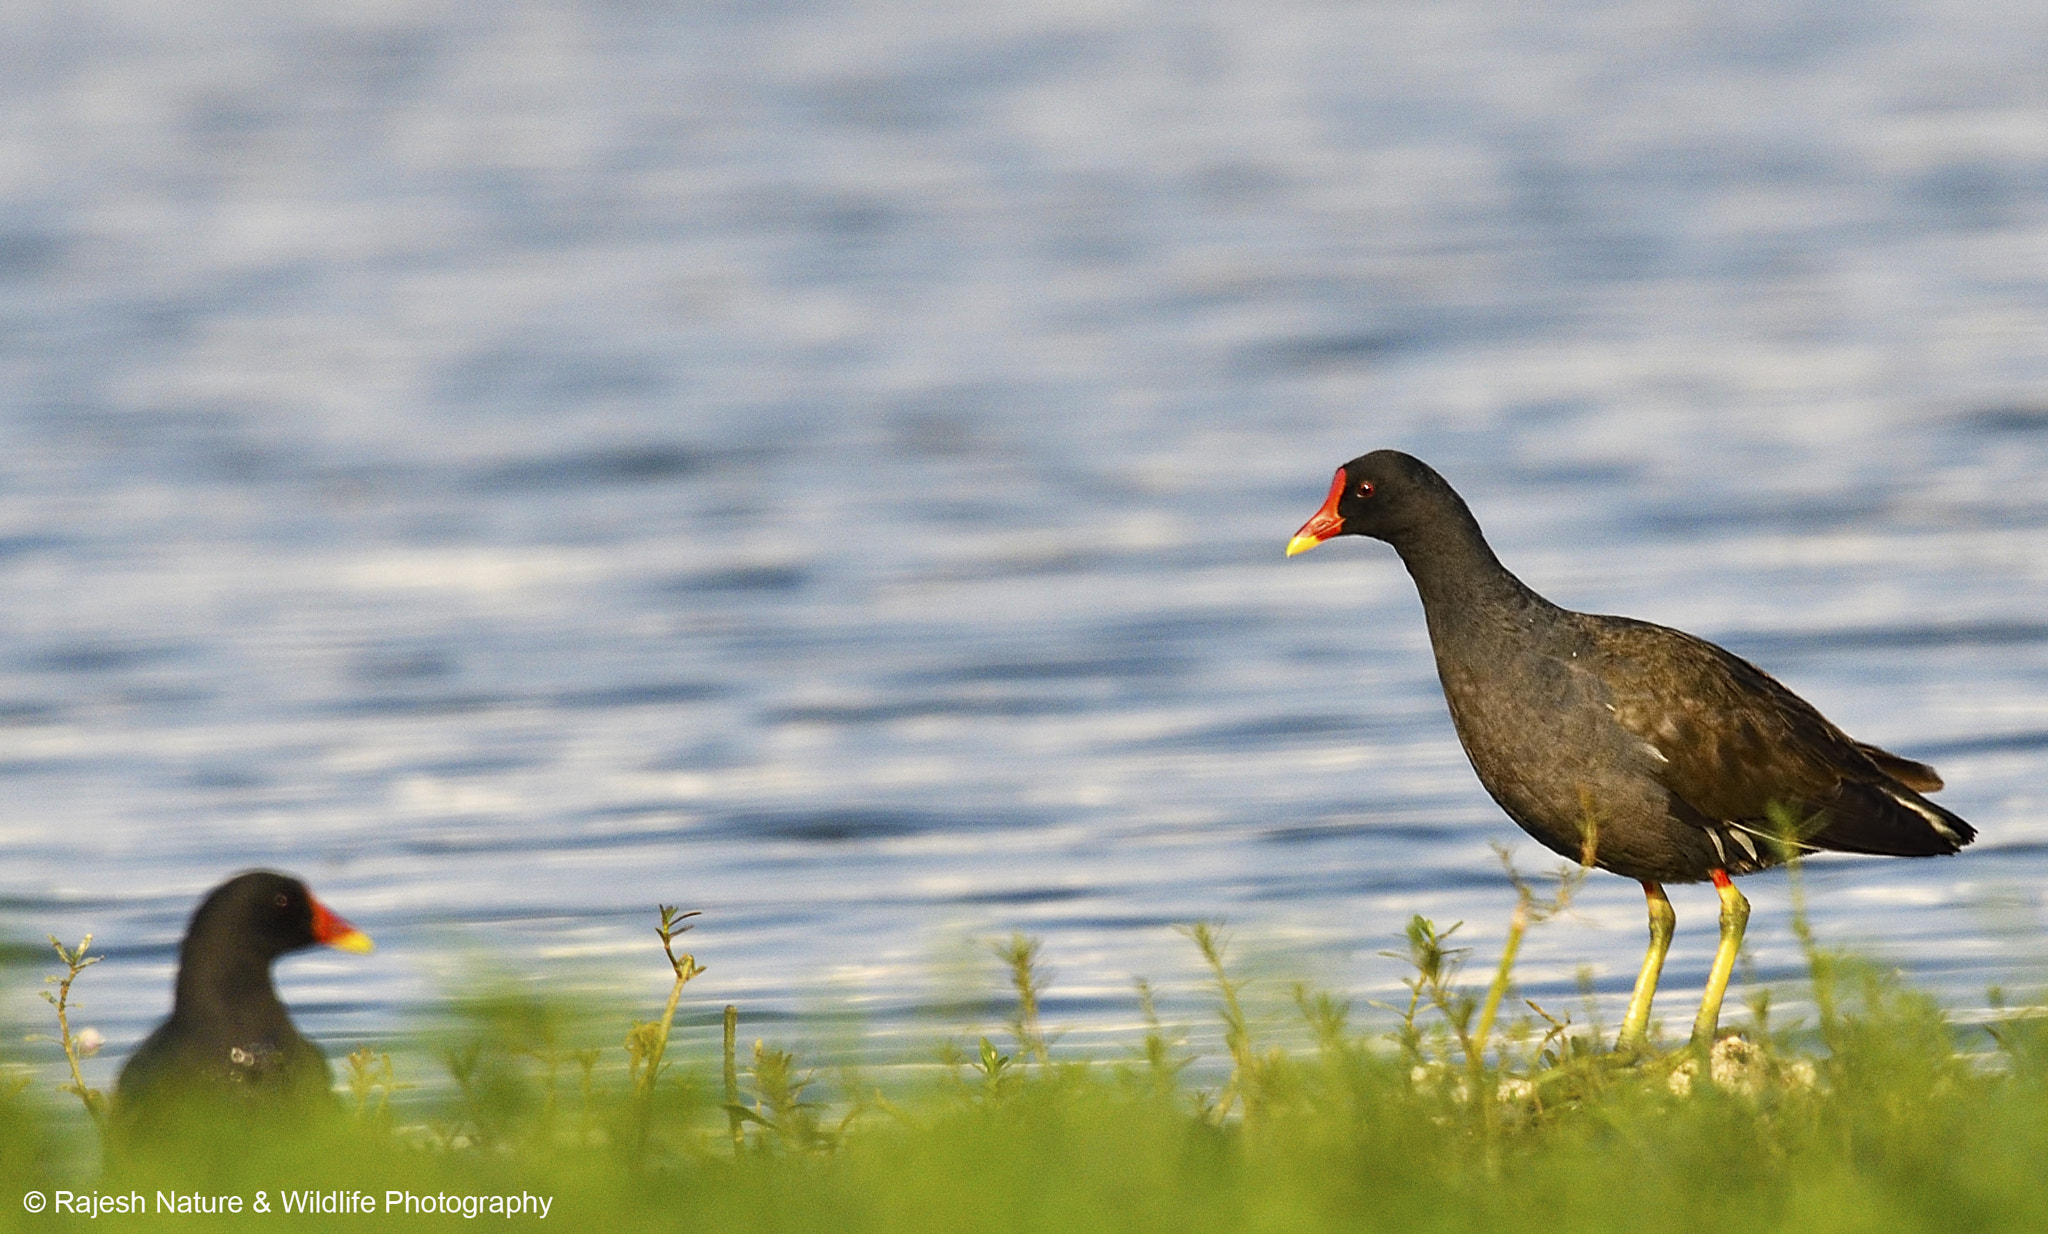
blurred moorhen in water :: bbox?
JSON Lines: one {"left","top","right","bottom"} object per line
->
{"left": 1288, "top": 451, "right": 1975, "bottom": 1049}
{"left": 115, "top": 871, "right": 373, "bottom": 1135}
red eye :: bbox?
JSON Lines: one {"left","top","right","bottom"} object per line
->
{"left": 1355, "top": 481, "right": 1375, "bottom": 498}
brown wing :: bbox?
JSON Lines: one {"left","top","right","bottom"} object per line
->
{"left": 1586, "top": 618, "right": 1869, "bottom": 821}
{"left": 1579, "top": 615, "right": 1970, "bottom": 855}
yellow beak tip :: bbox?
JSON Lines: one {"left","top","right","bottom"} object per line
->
{"left": 330, "top": 930, "right": 376, "bottom": 955}
{"left": 1285, "top": 535, "right": 1322, "bottom": 557}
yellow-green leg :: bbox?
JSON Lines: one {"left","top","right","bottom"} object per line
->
{"left": 1690, "top": 869, "right": 1750, "bottom": 1046}
{"left": 1617, "top": 880, "right": 1675, "bottom": 1051}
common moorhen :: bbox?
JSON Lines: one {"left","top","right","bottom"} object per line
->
{"left": 114, "top": 871, "right": 373, "bottom": 1133}
{"left": 1288, "top": 450, "right": 1975, "bottom": 1048}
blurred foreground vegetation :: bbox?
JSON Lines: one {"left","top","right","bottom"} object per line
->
{"left": 7, "top": 894, "right": 2048, "bottom": 1233}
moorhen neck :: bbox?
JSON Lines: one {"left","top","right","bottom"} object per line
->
{"left": 115, "top": 870, "right": 373, "bottom": 1134}
{"left": 1289, "top": 450, "right": 1975, "bottom": 1049}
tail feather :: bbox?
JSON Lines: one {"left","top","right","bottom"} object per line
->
{"left": 1804, "top": 779, "right": 1975, "bottom": 857}
{"left": 1852, "top": 741, "right": 1944, "bottom": 792}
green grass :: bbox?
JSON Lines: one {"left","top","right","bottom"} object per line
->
{"left": 7, "top": 900, "right": 2048, "bottom": 1233}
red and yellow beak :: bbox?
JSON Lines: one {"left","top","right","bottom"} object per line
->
{"left": 310, "top": 896, "right": 375, "bottom": 955}
{"left": 1286, "top": 468, "right": 1347, "bottom": 556}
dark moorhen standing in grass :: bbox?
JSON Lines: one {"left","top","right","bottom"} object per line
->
{"left": 1288, "top": 451, "right": 1975, "bottom": 1049}
{"left": 114, "top": 871, "right": 373, "bottom": 1137}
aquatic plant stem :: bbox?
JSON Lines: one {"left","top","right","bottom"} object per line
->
{"left": 639, "top": 907, "right": 705, "bottom": 1098}
{"left": 995, "top": 934, "right": 1051, "bottom": 1066}
{"left": 1184, "top": 923, "right": 1257, "bottom": 1125}
{"left": 1472, "top": 896, "right": 1528, "bottom": 1062}
{"left": 723, "top": 1004, "right": 742, "bottom": 1154}
{"left": 40, "top": 934, "right": 105, "bottom": 1128}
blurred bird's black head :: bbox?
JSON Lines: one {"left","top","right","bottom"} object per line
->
{"left": 181, "top": 871, "right": 373, "bottom": 968}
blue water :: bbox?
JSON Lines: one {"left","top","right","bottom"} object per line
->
{"left": 6, "top": 0, "right": 2048, "bottom": 1087}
